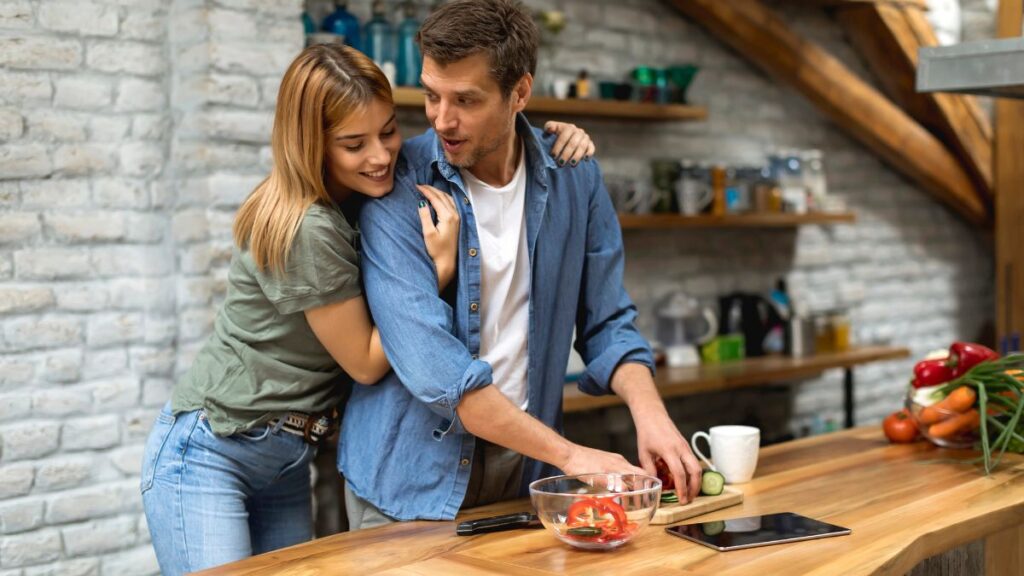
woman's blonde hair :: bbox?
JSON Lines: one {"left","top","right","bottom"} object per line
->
{"left": 233, "top": 43, "right": 393, "bottom": 273}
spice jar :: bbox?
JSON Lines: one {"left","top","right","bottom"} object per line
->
{"left": 575, "top": 69, "right": 590, "bottom": 99}
{"left": 711, "top": 164, "right": 727, "bottom": 216}
{"left": 830, "top": 312, "right": 851, "bottom": 352}
{"left": 814, "top": 314, "right": 833, "bottom": 355}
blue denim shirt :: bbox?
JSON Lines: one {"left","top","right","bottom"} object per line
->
{"left": 339, "top": 114, "right": 654, "bottom": 521}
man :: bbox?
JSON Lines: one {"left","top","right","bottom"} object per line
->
{"left": 339, "top": 0, "right": 702, "bottom": 528}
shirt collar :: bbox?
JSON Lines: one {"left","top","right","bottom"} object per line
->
{"left": 431, "top": 112, "right": 556, "bottom": 189}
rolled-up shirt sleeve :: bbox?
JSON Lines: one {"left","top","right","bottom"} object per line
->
{"left": 574, "top": 161, "right": 656, "bottom": 396}
{"left": 360, "top": 178, "right": 492, "bottom": 439}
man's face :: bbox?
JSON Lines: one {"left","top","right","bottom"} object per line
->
{"left": 421, "top": 53, "right": 526, "bottom": 168}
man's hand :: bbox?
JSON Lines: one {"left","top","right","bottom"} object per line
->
{"left": 635, "top": 411, "right": 702, "bottom": 503}
{"left": 611, "top": 363, "right": 703, "bottom": 503}
{"left": 560, "top": 445, "right": 647, "bottom": 478}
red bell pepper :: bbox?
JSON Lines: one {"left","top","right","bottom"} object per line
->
{"left": 946, "top": 342, "right": 999, "bottom": 378}
{"left": 912, "top": 359, "right": 955, "bottom": 388}
{"left": 654, "top": 457, "right": 674, "bottom": 491}
{"left": 566, "top": 496, "right": 628, "bottom": 534}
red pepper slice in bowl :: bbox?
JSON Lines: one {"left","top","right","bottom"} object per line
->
{"left": 566, "top": 496, "right": 628, "bottom": 535}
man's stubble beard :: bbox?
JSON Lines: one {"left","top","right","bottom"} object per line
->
{"left": 445, "top": 116, "right": 514, "bottom": 169}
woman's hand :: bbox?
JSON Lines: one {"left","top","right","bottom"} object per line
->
{"left": 544, "top": 121, "right": 596, "bottom": 167}
{"left": 417, "top": 184, "right": 460, "bottom": 291}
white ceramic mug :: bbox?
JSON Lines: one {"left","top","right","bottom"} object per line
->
{"left": 676, "top": 177, "right": 714, "bottom": 215}
{"left": 691, "top": 425, "right": 760, "bottom": 484}
{"left": 552, "top": 79, "right": 571, "bottom": 100}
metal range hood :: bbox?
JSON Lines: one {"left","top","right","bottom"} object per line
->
{"left": 917, "top": 36, "right": 1024, "bottom": 99}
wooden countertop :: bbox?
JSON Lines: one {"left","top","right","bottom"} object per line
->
{"left": 564, "top": 345, "right": 910, "bottom": 413}
{"left": 199, "top": 427, "right": 1023, "bottom": 575}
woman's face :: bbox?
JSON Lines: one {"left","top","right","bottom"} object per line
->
{"left": 324, "top": 98, "right": 402, "bottom": 201}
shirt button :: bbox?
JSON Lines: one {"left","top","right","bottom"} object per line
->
{"left": 460, "top": 458, "right": 470, "bottom": 466}
{"left": 468, "top": 248, "right": 478, "bottom": 257}
{"left": 462, "top": 195, "right": 470, "bottom": 204}
{"left": 470, "top": 302, "right": 479, "bottom": 312}
{"left": 471, "top": 354, "right": 479, "bottom": 360}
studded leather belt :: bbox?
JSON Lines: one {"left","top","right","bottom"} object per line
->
{"left": 269, "top": 409, "right": 337, "bottom": 445}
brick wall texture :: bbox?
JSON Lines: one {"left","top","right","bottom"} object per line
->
{"left": 0, "top": 0, "right": 997, "bottom": 572}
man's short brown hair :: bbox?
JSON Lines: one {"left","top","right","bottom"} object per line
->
{"left": 416, "top": 0, "right": 538, "bottom": 97}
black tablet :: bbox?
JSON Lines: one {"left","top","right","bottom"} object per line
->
{"left": 665, "top": 512, "right": 851, "bottom": 551}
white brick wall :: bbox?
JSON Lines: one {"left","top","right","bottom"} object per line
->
{"left": 0, "top": 0, "right": 181, "bottom": 571}
{"left": 0, "top": 0, "right": 998, "bottom": 573}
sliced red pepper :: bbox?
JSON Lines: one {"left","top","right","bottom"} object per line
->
{"left": 566, "top": 496, "right": 628, "bottom": 535}
{"left": 947, "top": 342, "right": 999, "bottom": 378}
{"left": 913, "top": 358, "right": 955, "bottom": 388}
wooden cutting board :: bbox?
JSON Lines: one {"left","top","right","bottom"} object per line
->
{"left": 650, "top": 488, "right": 743, "bottom": 525}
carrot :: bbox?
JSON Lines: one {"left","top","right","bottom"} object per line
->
{"left": 919, "top": 386, "right": 977, "bottom": 424}
{"left": 987, "top": 391, "right": 1019, "bottom": 415}
{"left": 928, "top": 409, "right": 980, "bottom": 439}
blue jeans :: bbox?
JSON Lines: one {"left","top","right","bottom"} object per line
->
{"left": 141, "top": 402, "right": 316, "bottom": 575}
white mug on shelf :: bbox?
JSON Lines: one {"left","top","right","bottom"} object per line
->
{"left": 677, "top": 176, "right": 714, "bottom": 215}
{"left": 691, "top": 425, "right": 760, "bottom": 484}
{"left": 552, "top": 78, "right": 571, "bottom": 100}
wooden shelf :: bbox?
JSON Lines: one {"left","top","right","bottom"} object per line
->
{"left": 563, "top": 345, "right": 910, "bottom": 413}
{"left": 392, "top": 87, "right": 707, "bottom": 122}
{"left": 617, "top": 212, "right": 856, "bottom": 229}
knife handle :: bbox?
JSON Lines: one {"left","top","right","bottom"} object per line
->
{"left": 456, "top": 512, "right": 535, "bottom": 536}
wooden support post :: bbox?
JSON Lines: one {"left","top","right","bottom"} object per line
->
{"left": 996, "top": 0, "right": 1024, "bottom": 347}
{"left": 985, "top": 524, "right": 1024, "bottom": 576}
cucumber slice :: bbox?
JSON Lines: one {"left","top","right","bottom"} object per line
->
{"left": 702, "top": 520, "right": 726, "bottom": 536}
{"left": 700, "top": 470, "right": 725, "bottom": 496}
{"left": 566, "top": 526, "right": 603, "bottom": 537}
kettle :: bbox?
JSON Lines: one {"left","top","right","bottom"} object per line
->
{"left": 656, "top": 292, "right": 718, "bottom": 367}
{"left": 717, "top": 292, "right": 787, "bottom": 357}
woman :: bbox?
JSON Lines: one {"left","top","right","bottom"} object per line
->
{"left": 140, "top": 44, "right": 596, "bottom": 575}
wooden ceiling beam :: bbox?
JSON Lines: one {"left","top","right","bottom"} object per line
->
{"left": 668, "top": 0, "right": 989, "bottom": 227}
{"left": 834, "top": 3, "right": 994, "bottom": 204}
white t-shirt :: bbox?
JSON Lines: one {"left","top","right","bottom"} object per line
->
{"left": 460, "top": 151, "right": 531, "bottom": 411}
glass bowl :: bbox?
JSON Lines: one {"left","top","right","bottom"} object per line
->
{"left": 528, "top": 473, "right": 661, "bottom": 550}
{"left": 904, "top": 388, "right": 979, "bottom": 449}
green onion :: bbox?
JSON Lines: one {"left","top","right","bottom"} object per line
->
{"left": 937, "top": 353, "right": 1024, "bottom": 474}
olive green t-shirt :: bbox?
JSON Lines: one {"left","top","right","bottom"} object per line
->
{"left": 172, "top": 203, "right": 361, "bottom": 436}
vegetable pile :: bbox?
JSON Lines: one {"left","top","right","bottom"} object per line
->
{"left": 883, "top": 341, "right": 1024, "bottom": 474}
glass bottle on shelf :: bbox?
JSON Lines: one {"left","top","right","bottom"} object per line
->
{"left": 802, "top": 149, "right": 828, "bottom": 212}
{"left": 363, "top": 0, "right": 394, "bottom": 68}
{"left": 395, "top": 1, "right": 422, "bottom": 87}
{"left": 323, "top": 0, "right": 362, "bottom": 52}
{"left": 302, "top": 11, "right": 316, "bottom": 36}
{"left": 654, "top": 68, "right": 669, "bottom": 104}
{"left": 779, "top": 149, "right": 807, "bottom": 214}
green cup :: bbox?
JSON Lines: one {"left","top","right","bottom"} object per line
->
{"left": 666, "top": 64, "right": 700, "bottom": 103}
{"left": 701, "top": 334, "right": 746, "bottom": 364}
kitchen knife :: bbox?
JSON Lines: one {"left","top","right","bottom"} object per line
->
{"left": 456, "top": 512, "right": 542, "bottom": 536}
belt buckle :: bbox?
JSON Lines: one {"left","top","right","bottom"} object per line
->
{"left": 302, "top": 407, "right": 338, "bottom": 445}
